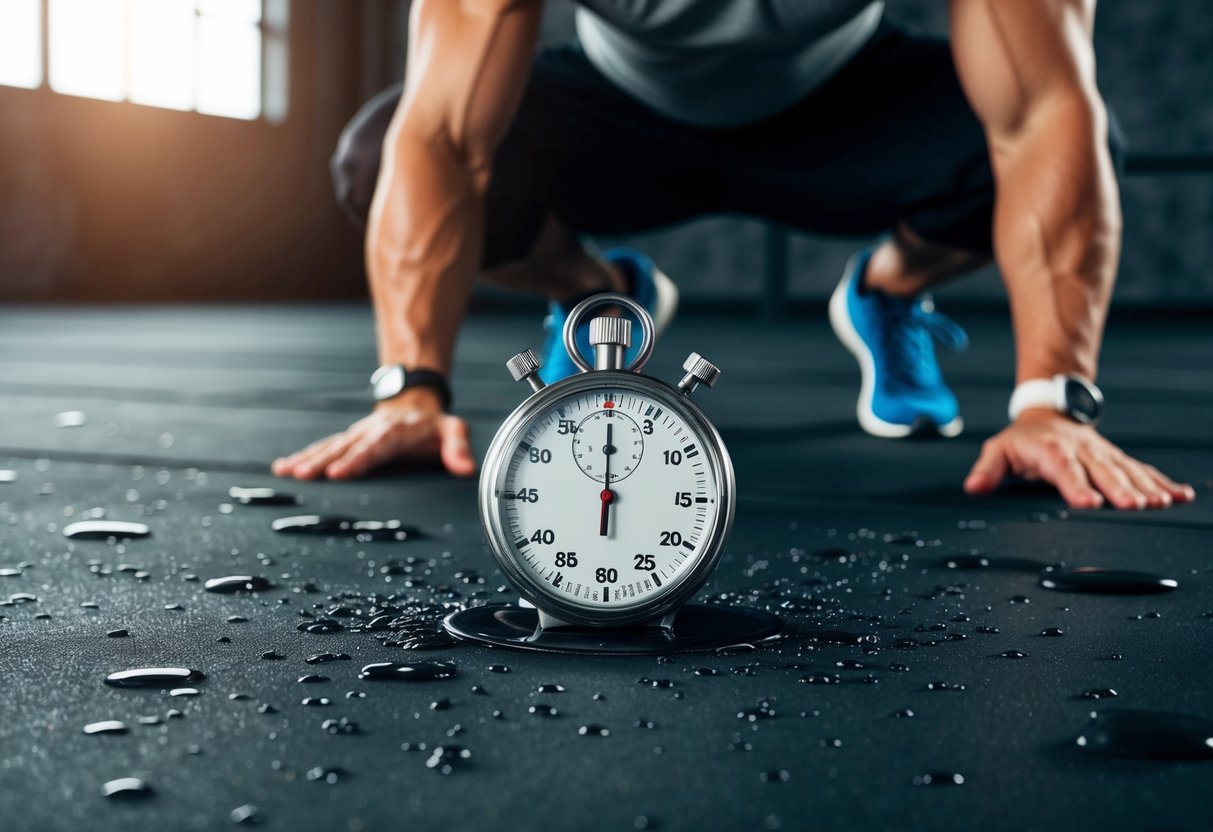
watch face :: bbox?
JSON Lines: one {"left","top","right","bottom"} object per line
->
{"left": 481, "top": 374, "right": 733, "bottom": 626}
{"left": 1063, "top": 377, "right": 1104, "bottom": 425}
{"left": 370, "top": 365, "right": 405, "bottom": 401}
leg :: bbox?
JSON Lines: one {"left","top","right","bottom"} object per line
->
{"left": 708, "top": 20, "right": 997, "bottom": 437}
{"left": 331, "top": 45, "right": 711, "bottom": 303}
{"left": 330, "top": 83, "right": 400, "bottom": 228}
{"left": 330, "top": 77, "right": 619, "bottom": 302}
{"left": 481, "top": 214, "right": 626, "bottom": 302}
{"left": 865, "top": 221, "right": 990, "bottom": 298}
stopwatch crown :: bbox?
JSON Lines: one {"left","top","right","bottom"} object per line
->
{"left": 589, "top": 316, "right": 632, "bottom": 350}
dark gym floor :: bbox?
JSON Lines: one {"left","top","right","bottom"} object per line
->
{"left": 1, "top": 303, "right": 1211, "bottom": 831}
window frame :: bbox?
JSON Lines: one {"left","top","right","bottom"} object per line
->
{"left": 0, "top": 0, "right": 288, "bottom": 123}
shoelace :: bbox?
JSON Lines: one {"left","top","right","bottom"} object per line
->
{"left": 881, "top": 294, "right": 968, "bottom": 390}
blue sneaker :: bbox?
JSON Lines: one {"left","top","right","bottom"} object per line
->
{"left": 538, "top": 247, "right": 679, "bottom": 383}
{"left": 829, "top": 246, "right": 968, "bottom": 438}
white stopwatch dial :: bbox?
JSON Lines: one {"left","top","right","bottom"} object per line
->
{"left": 480, "top": 371, "right": 735, "bottom": 628}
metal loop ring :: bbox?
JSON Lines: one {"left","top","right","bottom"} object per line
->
{"left": 561, "top": 292, "right": 656, "bottom": 374}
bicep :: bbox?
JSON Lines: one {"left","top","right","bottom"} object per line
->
{"left": 392, "top": 0, "right": 543, "bottom": 171}
{"left": 949, "top": 0, "right": 1099, "bottom": 139}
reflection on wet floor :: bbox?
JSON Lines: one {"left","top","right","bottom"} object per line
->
{"left": 3, "top": 309, "right": 1211, "bottom": 829}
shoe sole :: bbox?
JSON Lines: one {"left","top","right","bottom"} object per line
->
{"left": 828, "top": 254, "right": 963, "bottom": 439}
{"left": 650, "top": 264, "right": 679, "bottom": 337}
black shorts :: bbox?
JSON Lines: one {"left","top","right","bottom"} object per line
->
{"left": 332, "top": 20, "right": 1120, "bottom": 269}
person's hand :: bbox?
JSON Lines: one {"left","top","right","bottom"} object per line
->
{"left": 271, "top": 388, "right": 475, "bottom": 480}
{"left": 963, "top": 409, "right": 1195, "bottom": 510}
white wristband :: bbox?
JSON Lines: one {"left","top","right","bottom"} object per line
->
{"left": 1008, "top": 376, "right": 1066, "bottom": 421}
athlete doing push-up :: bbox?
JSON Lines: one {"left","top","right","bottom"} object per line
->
{"left": 273, "top": 0, "right": 1194, "bottom": 511}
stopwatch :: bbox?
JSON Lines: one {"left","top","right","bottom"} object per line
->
{"left": 444, "top": 295, "right": 781, "bottom": 653}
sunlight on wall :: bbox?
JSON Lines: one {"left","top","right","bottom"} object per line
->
{"left": 3, "top": 0, "right": 271, "bottom": 120}
{"left": 0, "top": 0, "right": 42, "bottom": 89}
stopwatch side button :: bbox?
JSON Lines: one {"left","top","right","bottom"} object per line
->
{"left": 678, "top": 352, "right": 721, "bottom": 395}
{"left": 507, "top": 349, "right": 546, "bottom": 393}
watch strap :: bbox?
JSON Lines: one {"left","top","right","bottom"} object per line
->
{"left": 402, "top": 369, "right": 452, "bottom": 411}
{"left": 1008, "top": 377, "right": 1065, "bottom": 421}
{"left": 372, "top": 365, "right": 452, "bottom": 410}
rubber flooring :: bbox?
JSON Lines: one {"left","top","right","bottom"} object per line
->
{"left": 1, "top": 304, "right": 1211, "bottom": 831}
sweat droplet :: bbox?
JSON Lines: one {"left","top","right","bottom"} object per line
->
{"left": 204, "top": 575, "right": 272, "bottom": 594}
{"left": 305, "top": 653, "right": 350, "bottom": 664}
{"left": 55, "top": 411, "right": 86, "bottom": 428}
{"left": 101, "top": 778, "right": 151, "bottom": 798}
{"left": 426, "top": 745, "right": 471, "bottom": 774}
{"left": 998, "top": 650, "right": 1028, "bottom": 659}
{"left": 306, "top": 766, "right": 346, "bottom": 784}
{"left": 104, "top": 668, "right": 204, "bottom": 688}
{"left": 63, "top": 521, "right": 150, "bottom": 540}
{"left": 579, "top": 725, "right": 610, "bottom": 737}
{"left": 230, "top": 804, "right": 263, "bottom": 824}
{"left": 1076, "top": 710, "right": 1213, "bottom": 759}
{"left": 913, "top": 772, "right": 964, "bottom": 786}
{"left": 271, "top": 515, "right": 355, "bottom": 534}
{"left": 229, "top": 487, "right": 299, "bottom": 506}
{"left": 926, "top": 681, "right": 966, "bottom": 692}
{"left": 358, "top": 662, "right": 457, "bottom": 681}
{"left": 270, "top": 515, "right": 417, "bottom": 540}
{"left": 1040, "top": 567, "right": 1178, "bottom": 595}
{"left": 83, "top": 720, "right": 128, "bottom": 735}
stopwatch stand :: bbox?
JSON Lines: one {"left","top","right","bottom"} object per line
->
{"left": 442, "top": 603, "right": 782, "bottom": 656}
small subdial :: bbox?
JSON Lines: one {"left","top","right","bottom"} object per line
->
{"left": 571, "top": 409, "right": 644, "bottom": 483}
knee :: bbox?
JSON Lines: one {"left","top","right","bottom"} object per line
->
{"left": 331, "top": 84, "right": 403, "bottom": 226}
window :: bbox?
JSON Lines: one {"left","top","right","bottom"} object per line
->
{"left": 0, "top": 0, "right": 41, "bottom": 89}
{"left": 0, "top": 0, "right": 288, "bottom": 121}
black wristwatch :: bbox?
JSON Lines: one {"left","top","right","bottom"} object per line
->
{"left": 1008, "top": 373, "right": 1104, "bottom": 426}
{"left": 370, "top": 365, "right": 451, "bottom": 410}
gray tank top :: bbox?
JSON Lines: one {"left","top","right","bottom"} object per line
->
{"left": 575, "top": 0, "right": 884, "bottom": 127}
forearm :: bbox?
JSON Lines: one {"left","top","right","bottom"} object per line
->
{"left": 991, "top": 98, "right": 1121, "bottom": 384}
{"left": 363, "top": 0, "right": 542, "bottom": 379}
{"left": 366, "top": 128, "right": 487, "bottom": 377}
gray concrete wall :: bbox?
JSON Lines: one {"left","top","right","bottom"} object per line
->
{"left": 535, "top": 1, "right": 1213, "bottom": 306}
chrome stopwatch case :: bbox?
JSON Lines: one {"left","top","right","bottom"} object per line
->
{"left": 443, "top": 294, "right": 781, "bottom": 654}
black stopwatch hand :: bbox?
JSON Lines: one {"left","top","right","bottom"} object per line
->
{"left": 599, "top": 422, "right": 615, "bottom": 536}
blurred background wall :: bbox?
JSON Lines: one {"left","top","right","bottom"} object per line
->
{"left": 0, "top": 0, "right": 1209, "bottom": 308}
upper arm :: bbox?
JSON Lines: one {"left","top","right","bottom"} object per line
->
{"left": 949, "top": 0, "right": 1102, "bottom": 140}
{"left": 391, "top": 0, "right": 544, "bottom": 172}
